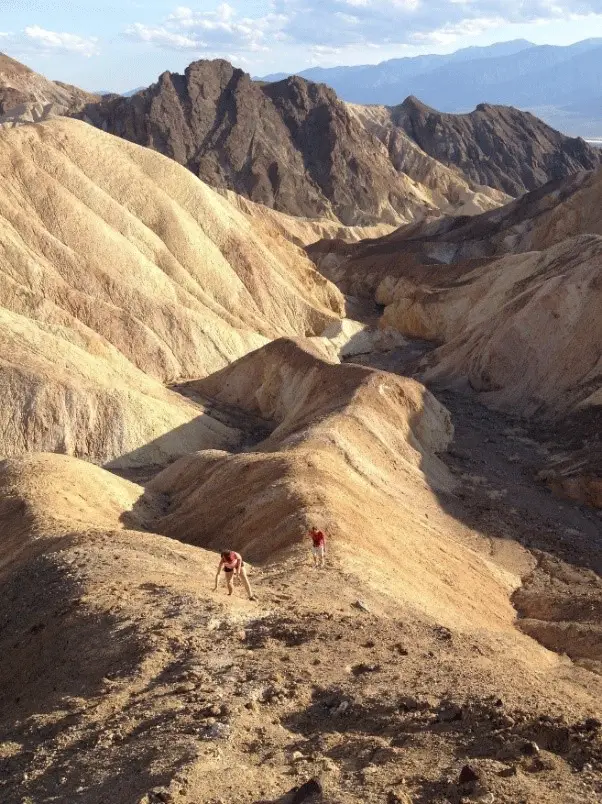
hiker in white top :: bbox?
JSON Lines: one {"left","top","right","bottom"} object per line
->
{"left": 214, "top": 550, "right": 255, "bottom": 600}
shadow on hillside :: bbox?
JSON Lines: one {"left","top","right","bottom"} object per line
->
{"left": 0, "top": 551, "right": 193, "bottom": 804}
{"left": 105, "top": 394, "right": 274, "bottom": 486}
{"left": 109, "top": 335, "right": 602, "bottom": 583}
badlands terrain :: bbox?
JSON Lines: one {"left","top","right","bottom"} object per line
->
{"left": 0, "top": 55, "right": 601, "bottom": 804}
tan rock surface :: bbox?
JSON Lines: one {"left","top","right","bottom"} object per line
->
{"left": 218, "top": 188, "right": 396, "bottom": 246}
{"left": 307, "top": 172, "right": 602, "bottom": 506}
{"left": 308, "top": 170, "right": 602, "bottom": 421}
{"left": 380, "top": 236, "right": 602, "bottom": 419}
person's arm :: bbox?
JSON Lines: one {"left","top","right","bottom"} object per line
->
{"left": 235, "top": 556, "right": 243, "bottom": 577}
{"left": 214, "top": 560, "right": 223, "bottom": 590}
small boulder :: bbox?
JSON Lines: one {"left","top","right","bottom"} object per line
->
{"left": 521, "top": 740, "right": 540, "bottom": 756}
{"left": 291, "top": 778, "right": 323, "bottom": 803}
{"left": 458, "top": 764, "right": 481, "bottom": 785}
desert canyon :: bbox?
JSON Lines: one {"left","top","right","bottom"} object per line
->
{"left": 0, "top": 50, "right": 600, "bottom": 804}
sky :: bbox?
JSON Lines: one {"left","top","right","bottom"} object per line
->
{"left": 2, "top": 1, "right": 602, "bottom": 92}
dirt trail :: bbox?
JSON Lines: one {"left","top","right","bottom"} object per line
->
{"left": 351, "top": 344, "right": 602, "bottom": 675}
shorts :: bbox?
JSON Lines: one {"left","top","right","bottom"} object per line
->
{"left": 224, "top": 561, "right": 243, "bottom": 574}
{"left": 312, "top": 545, "right": 325, "bottom": 556}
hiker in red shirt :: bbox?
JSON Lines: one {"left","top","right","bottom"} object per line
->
{"left": 214, "top": 550, "right": 255, "bottom": 600}
{"left": 309, "top": 526, "right": 326, "bottom": 568}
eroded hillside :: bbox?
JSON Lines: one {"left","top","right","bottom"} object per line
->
{"left": 1, "top": 340, "right": 601, "bottom": 803}
{"left": 0, "top": 118, "right": 343, "bottom": 465}
{"left": 308, "top": 167, "right": 602, "bottom": 510}
{"left": 0, "top": 52, "right": 97, "bottom": 125}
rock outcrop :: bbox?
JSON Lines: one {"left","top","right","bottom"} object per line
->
{"left": 392, "top": 96, "right": 600, "bottom": 196}
{"left": 310, "top": 166, "right": 602, "bottom": 275}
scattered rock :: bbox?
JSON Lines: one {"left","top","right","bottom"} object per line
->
{"left": 449, "top": 447, "right": 470, "bottom": 460}
{"left": 333, "top": 700, "right": 350, "bottom": 716}
{"left": 527, "top": 754, "right": 557, "bottom": 773}
{"left": 353, "top": 600, "right": 370, "bottom": 613}
{"left": 149, "top": 788, "right": 174, "bottom": 804}
{"left": 399, "top": 696, "right": 431, "bottom": 712}
{"left": 202, "top": 723, "right": 230, "bottom": 741}
{"left": 352, "top": 662, "right": 381, "bottom": 675}
{"left": 387, "top": 791, "right": 413, "bottom": 804}
{"left": 436, "top": 702, "right": 463, "bottom": 722}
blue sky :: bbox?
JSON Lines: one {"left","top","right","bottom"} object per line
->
{"left": 2, "top": 1, "right": 602, "bottom": 91}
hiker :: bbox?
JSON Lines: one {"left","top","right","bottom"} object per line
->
{"left": 309, "top": 526, "right": 326, "bottom": 568}
{"left": 214, "top": 550, "right": 255, "bottom": 600}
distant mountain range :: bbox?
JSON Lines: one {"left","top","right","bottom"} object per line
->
{"left": 260, "top": 39, "right": 602, "bottom": 138}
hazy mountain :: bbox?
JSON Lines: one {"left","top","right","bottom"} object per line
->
{"left": 260, "top": 39, "right": 602, "bottom": 137}
{"left": 261, "top": 39, "right": 534, "bottom": 84}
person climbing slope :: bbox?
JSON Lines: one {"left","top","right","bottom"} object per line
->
{"left": 214, "top": 550, "right": 255, "bottom": 600}
{"left": 309, "top": 526, "right": 326, "bottom": 568}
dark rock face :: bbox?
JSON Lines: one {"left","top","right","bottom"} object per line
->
{"left": 78, "top": 60, "right": 433, "bottom": 226}
{"left": 393, "top": 96, "right": 600, "bottom": 196}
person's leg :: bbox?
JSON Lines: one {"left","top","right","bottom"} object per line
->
{"left": 240, "top": 566, "right": 255, "bottom": 600}
{"left": 226, "top": 572, "right": 234, "bottom": 596}
{"left": 319, "top": 545, "right": 325, "bottom": 568}
{"left": 312, "top": 547, "right": 319, "bottom": 568}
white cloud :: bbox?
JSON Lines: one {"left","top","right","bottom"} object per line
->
{"left": 126, "top": 4, "right": 289, "bottom": 55}
{"left": 335, "top": 12, "right": 360, "bottom": 24}
{"left": 23, "top": 25, "right": 100, "bottom": 57}
{"left": 126, "top": 1, "right": 602, "bottom": 62}
{"left": 126, "top": 23, "right": 200, "bottom": 50}
{"left": 411, "top": 15, "right": 507, "bottom": 45}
